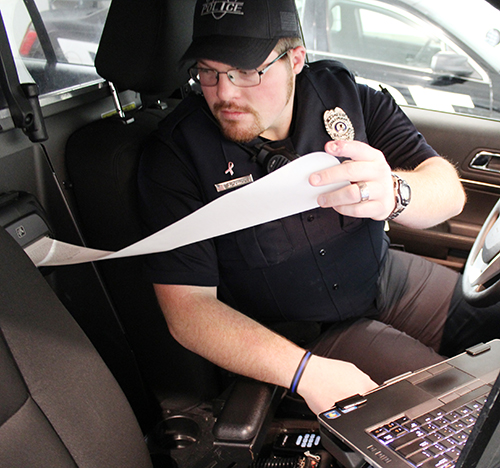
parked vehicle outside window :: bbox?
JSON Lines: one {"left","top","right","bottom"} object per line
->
{"left": 298, "top": 0, "right": 500, "bottom": 119}
{"left": 2, "top": 0, "right": 500, "bottom": 121}
{"left": 0, "top": 0, "right": 110, "bottom": 109}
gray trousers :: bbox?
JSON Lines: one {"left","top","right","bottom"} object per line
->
{"left": 309, "top": 249, "right": 500, "bottom": 385}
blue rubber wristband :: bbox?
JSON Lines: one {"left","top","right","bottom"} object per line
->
{"left": 290, "top": 351, "right": 312, "bottom": 394}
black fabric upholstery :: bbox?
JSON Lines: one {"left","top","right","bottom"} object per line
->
{"left": 64, "top": 1, "right": 281, "bottom": 456}
{"left": 0, "top": 329, "right": 27, "bottom": 428}
{"left": 65, "top": 110, "right": 221, "bottom": 408}
{"left": 0, "top": 227, "right": 153, "bottom": 468}
{"left": 68, "top": 0, "right": 221, "bottom": 412}
{"left": 95, "top": 0, "right": 196, "bottom": 96}
{"left": 66, "top": 111, "right": 163, "bottom": 251}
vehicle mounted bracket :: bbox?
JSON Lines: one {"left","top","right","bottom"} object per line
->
{"left": 0, "top": 11, "right": 48, "bottom": 142}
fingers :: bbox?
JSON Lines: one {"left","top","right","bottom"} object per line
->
{"left": 310, "top": 140, "right": 388, "bottom": 186}
{"left": 309, "top": 140, "right": 394, "bottom": 220}
{"left": 318, "top": 180, "right": 375, "bottom": 206}
{"left": 317, "top": 181, "right": 390, "bottom": 220}
{"left": 325, "top": 139, "right": 378, "bottom": 161}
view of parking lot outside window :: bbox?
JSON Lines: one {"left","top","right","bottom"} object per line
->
{"left": 298, "top": 0, "right": 500, "bottom": 120}
{"left": 0, "top": 0, "right": 499, "bottom": 121}
{"left": 0, "top": 0, "right": 110, "bottom": 106}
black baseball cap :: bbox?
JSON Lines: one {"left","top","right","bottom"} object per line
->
{"left": 181, "top": 0, "right": 301, "bottom": 70}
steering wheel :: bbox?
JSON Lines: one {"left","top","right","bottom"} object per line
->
{"left": 463, "top": 198, "right": 500, "bottom": 306}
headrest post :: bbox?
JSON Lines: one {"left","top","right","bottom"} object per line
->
{"left": 108, "top": 81, "right": 135, "bottom": 124}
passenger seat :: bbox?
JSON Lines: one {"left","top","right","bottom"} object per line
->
{"left": 0, "top": 226, "right": 153, "bottom": 468}
{"left": 65, "top": 0, "right": 221, "bottom": 414}
{"left": 64, "top": 1, "right": 285, "bottom": 464}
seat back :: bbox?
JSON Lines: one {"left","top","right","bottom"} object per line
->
{"left": 65, "top": 109, "right": 221, "bottom": 408}
{"left": 65, "top": 0, "right": 221, "bottom": 411}
{"left": 0, "top": 226, "right": 153, "bottom": 468}
{"left": 64, "top": 2, "right": 289, "bottom": 463}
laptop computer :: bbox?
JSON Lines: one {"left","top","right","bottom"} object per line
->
{"left": 318, "top": 339, "right": 500, "bottom": 468}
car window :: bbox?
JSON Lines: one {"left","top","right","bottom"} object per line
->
{"left": 326, "top": 4, "right": 443, "bottom": 67}
{"left": 357, "top": 8, "right": 441, "bottom": 67}
{"left": 0, "top": 0, "right": 110, "bottom": 110}
{"left": 300, "top": 0, "right": 500, "bottom": 120}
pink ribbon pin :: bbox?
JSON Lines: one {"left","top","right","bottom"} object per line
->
{"left": 225, "top": 162, "right": 235, "bottom": 176}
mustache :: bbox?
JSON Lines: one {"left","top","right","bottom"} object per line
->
{"left": 213, "top": 102, "right": 255, "bottom": 115}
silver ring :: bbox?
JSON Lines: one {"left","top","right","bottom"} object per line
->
{"left": 357, "top": 181, "right": 369, "bottom": 203}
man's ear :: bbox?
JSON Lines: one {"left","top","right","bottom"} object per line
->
{"left": 290, "top": 46, "right": 307, "bottom": 75}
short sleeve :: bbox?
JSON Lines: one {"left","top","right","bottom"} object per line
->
{"left": 137, "top": 134, "right": 219, "bottom": 286}
{"left": 359, "top": 85, "right": 437, "bottom": 169}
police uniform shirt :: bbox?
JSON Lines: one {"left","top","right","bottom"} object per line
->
{"left": 138, "top": 60, "right": 437, "bottom": 324}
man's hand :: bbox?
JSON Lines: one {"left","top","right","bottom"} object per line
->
{"left": 309, "top": 140, "right": 395, "bottom": 221}
{"left": 297, "top": 355, "right": 378, "bottom": 415}
{"left": 309, "top": 139, "right": 465, "bottom": 229}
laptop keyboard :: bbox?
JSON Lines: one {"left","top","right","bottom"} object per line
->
{"left": 369, "top": 392, "right": 489, "bottom": 468}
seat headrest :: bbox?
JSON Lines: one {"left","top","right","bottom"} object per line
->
{"left": 95, "top": 0, "right": 196, "bottom": 97}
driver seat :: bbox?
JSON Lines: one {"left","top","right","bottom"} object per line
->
{"left": 0, "top": 226, "right": 153, "bottom": 468}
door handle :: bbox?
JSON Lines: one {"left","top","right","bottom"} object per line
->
{"left": 470, "top": 151, "right": 500, "bottom": 173}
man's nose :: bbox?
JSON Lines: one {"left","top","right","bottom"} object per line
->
{"left": 216, "top": 73, "right": 241, "bottom": 100}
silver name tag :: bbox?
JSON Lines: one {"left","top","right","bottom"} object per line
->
{"left": 215, "top": 174, "right": 254, "bottom": 192}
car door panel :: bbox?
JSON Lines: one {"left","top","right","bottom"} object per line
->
{"left": 388, "top": 106, "right": 500, "bottom": 270}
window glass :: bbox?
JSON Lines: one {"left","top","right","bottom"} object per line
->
{"left": 299, "top": 0, "right": 500, "bottom": 120}
{"left": 295, "top": 0, "right": 305, "bottom": 16}
{"left": 0, "top": 0, "right": 110, "bottom": 106}
{"left": 358, "top": 8, "right": 442, "bottom": 67}
{"left": 330, "top": 5, "right": 341, "bottom": 33}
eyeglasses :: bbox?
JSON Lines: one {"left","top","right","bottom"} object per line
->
{"left": 189, "top": 49, "right": 291, "bottom": 88}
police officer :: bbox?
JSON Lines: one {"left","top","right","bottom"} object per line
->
{"left": 138, "top": 0, "right": 469, "bottom": 415}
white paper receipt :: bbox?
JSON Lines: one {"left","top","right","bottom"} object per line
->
{"left": 26, "top": 152, "right": 347, "bottom": 267}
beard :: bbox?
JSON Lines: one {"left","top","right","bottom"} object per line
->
{"left": 212, "top": 70, "right": 295, "bottom": 144}
{"left": 213, "top": 102, "right": 264, "bottom": 143}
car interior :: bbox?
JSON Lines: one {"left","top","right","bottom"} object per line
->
{"left": 2, "top": 0, "right": 500, "bottom": 467}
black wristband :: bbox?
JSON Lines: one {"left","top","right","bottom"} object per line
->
{"left": 290, "top": 351, "right": 312, "bottom": 394}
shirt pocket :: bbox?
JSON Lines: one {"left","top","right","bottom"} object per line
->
{"left": 217, "top": 220, "right": 294, "bottom": 270}
{"left": 340, "top": 214, "right": 364, "bottom": 233}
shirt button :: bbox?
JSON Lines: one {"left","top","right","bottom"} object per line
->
{"left": 307, "top": 215, "right": 315, "bottom": 222}
{"left": 319, "top": 249, "right": 326, "bottom": 256}
{"left": 332, "top": 284, "right": 339, "bottom": 290}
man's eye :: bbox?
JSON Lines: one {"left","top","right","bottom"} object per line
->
{"left": 238, "top": 69, "right": 253, "bottom": 76}
{"left": 199, "top": 69, "right": 214, "bottom": 76}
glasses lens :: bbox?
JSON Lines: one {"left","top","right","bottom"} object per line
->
{"left": 230, "top": 69, "right": 260, "bottom": 87}
{"left": 190, "top": 67, "right": 261, "bottom": 87}
{"left": 190, "top": 68, "right": 218, "bottom": 86}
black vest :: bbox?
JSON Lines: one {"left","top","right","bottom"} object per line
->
{"left": 155, "top": 61, "right": 390, "bottom": 323}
